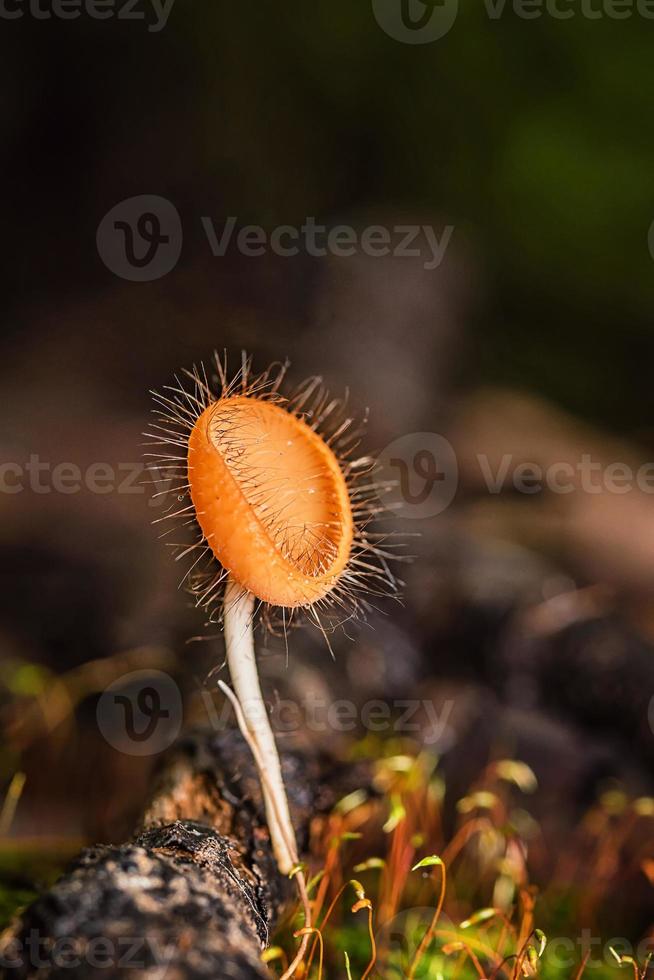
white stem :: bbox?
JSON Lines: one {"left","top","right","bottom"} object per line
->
{"left": 223, "top": 575, "right": 298, "bottom": 874}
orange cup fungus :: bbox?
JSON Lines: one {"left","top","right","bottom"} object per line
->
{"left": 188, "top": 395, "right": 354, "bottom": 608}
{"left": 148, "top": 353, "right": 397, "bottom": 631}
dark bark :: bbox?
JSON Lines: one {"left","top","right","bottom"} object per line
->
{"left": 0, "top": 730, "right": 360, "bottom": 980}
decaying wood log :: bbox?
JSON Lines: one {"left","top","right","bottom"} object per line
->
{"left": 0, "top": 729, "right": 363, "bottom": 979}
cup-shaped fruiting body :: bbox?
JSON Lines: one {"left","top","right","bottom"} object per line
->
{"left": 147, "top": 353, "right": 398, "bottom": 631}
{"left": 188, "top": 395, "right": 354, "bottom": 608}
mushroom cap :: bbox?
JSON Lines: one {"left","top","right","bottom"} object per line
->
{"left": 188, "top": 395, "right": 354, "bottom": 607}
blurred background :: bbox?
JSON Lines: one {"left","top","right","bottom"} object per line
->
{"left": 1, "top": 0, "right": 654, "bottom": 972}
